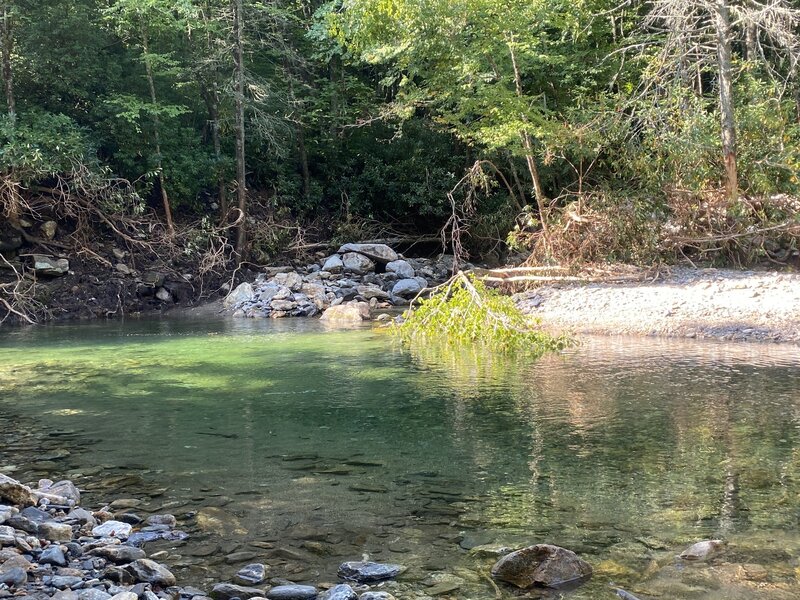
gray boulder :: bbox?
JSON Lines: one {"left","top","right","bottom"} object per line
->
{"left": 385, "top": 260, "right": 414, "bottom": 279}
{"left": 490, "top": 544, "right": 592, "bottom": 589}
{"left": 391, "top": 277, "right": 427, "bottom": 300}
{"left": 356, "top": 285, "right": 389, "bottom": 301}
{"left": 337, "top": 244, "right": 398, "bottom": 264}
{"left": 224, "top": 283, "right": 255, "bottom": 308}
{"left": 322, "top": 255, "right": 344, "bottom": 273}
{"left": 342, "top": 252, "right": 375, "bottom": 275}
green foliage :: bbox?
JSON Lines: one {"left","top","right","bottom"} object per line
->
{"left": 0, "top": 112, "right": 92, "bottom": 182}
{"left": 394, "top": 272, "right": 572, "bottom": 355}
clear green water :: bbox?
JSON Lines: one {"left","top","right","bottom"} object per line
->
{"left": 1, "top": 318, "right": 800, "bottom": 599}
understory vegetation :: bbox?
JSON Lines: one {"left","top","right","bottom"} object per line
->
{"left": 1, "top": 0, "right": 800, "bottom": 322}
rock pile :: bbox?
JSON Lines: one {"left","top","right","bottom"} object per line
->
{"left": 224, "top": 244, "right": 457, "bottom": 320}
{"left": 0, "top": 474, "right": 409, "bottom": 600}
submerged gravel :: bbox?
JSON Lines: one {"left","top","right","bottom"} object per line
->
{"left": 515, "top": 267, "right": 800, "bottom": 343}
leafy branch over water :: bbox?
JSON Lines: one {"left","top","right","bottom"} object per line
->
{"left": 393, "top": 271, "right": 572, "bottom": 355}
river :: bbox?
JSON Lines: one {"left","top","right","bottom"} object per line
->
{"left": 1, "top": 317, "right": 799, "bottom": 599}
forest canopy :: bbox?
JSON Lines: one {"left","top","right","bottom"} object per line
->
{"left": 1, "top": 0, "right": 799, "bottom": 266}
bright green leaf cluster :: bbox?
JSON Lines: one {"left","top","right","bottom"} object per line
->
{"left": 393, "top": 272, "right": 572, "bottom": 355}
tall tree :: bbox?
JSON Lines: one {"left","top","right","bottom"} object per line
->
{"left": 641, "top": 0, "right": 800, "bottom": 200}
{"left": 104, "top": 0, "right": 195, "bottom": 234}
{"left": 1, "top": 1, "right": 14, "bottom": 122}
{"left": 232, "top": 0, "right": 247, "bottom": 254}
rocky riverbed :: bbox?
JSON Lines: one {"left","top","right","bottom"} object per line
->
{"left": 515, "top": 267, "right": 800, "bottom": 343}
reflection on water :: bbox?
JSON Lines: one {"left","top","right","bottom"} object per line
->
{"left": 1, "top": 319, "right": 799, "bottom": 599}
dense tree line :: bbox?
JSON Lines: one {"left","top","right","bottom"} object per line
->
{"left": 1, "top": 0, "right": 799, "bottom": 264}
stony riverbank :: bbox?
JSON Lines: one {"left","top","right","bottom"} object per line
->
{"left": 516, "top": 267, "right": 800, "bottom": 344}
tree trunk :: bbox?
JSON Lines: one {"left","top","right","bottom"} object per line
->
{"left": 141, "top": 23, "right": 174, "bottom": 233}
{"left": 202, "top": 83, "right": 227, "bottom": 222}
{"left": 1, "top": 3, "right": 14, "bottom": 123}
{"left": 508, "top": 42, "right": 550, "bottom": 244}
{"left": 715, "top": 0, "right": 738, "bottom": 202}
{"left": 297, "top": 123, "right": 311, "bottom": 201}
{"left": 232, "top": 0, "right": 247, "bottom": 257}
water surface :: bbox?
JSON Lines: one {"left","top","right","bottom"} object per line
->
{"left": 1, "top": 318, "right": 799, "bottom": 598}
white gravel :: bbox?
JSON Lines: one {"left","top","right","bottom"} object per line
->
{"left": 515, "top": 268, "right": 800, "bottom": 343}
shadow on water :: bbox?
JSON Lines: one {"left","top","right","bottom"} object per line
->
{"left": 1, "top": 320, "right": 800, "bottom": 598}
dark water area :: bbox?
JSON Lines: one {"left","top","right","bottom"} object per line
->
{"left": 1, "top": 318, "right": 799, "bottom": 599}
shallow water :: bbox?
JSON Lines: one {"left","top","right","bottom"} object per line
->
{"left": 1, "top": 318, "right": 799, "bottom": 598}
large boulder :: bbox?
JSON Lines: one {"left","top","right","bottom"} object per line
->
{"left": 490, "top": 544, "right": 592, "bottom": 589}
{"left": 210, "top": 584, "right": 266, "bottom": 600}
{"left": 224, "top": 282, "right": 255, "bottom": 308}
{"left": 337, "top": 243, "right": 398, "bottom": 264}
{"left": 322, "top": 255, "right": 344, "bottom": 273}
{"left": 342, "top": 252, "right": 375, "bottom": 275}
{"left": 320, "top": 302, "right": 371, "bottom": 324}
{"left": 391, "top": 277, "right": 427, "bottom": 300}
{"left": 385, "top": 260, "right": 414, "bottom": 279}
{"left": 272, "top": 271, "right": 304, "bottom": 292}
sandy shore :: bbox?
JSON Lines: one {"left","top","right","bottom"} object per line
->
{"left": 515, "top": 268, "right": 800, "bottom": 343}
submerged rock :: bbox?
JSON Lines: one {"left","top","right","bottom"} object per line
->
{"left": 337, "top": 561, "right": 405, "bottom": 583}
{"left": 490, "top": 544, "right": 592, "bottom": 589}
{"left": 210, "top": 583, "right": 266, "bottom": 600}
{"left": 125, "top": 559, "right": 176, "bottom": 586}
{"left": 233, "top": 563, "right": 267, "bottom": 585}
{"left": 266, "top": 585, "right": 317, "bottom": 600}
{"left": 319, "top": 584, "right": 357, "bottom": 600}
{"left": 679, "top": 539, "right": 725, "bottom": 560}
